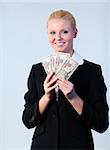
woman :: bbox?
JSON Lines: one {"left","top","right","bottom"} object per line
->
{"left": 22, "top": 10, "right": 109, "bottom": 150}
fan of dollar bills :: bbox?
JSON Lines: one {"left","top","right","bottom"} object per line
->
{"left": 42, "top": 52, "right": 79, "bottom": 80}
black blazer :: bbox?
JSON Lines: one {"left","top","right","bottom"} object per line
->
{"left": 22, "top": 60, "right": 109, "bottom": 150}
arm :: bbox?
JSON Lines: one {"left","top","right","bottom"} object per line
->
{"left": 39, "top": 72, "right": 58, "bottom": 114}
{"left": 22, "top": 65, "right": 57, "bottom": 129}
{"left": 22, "top": 65, "right": 42, "bottom": 129}
{"left": 57, "top": 79, "right": 84, "bottom": 115}
{"left": 57, "top": 65, "right": 109, "bottom": 133}
{"left": 79, "top": 65, "right": 109, "bottom": 133}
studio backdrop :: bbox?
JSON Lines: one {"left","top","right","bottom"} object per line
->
{"left": 0, "top": 1, "right": 109, "bottom": 150}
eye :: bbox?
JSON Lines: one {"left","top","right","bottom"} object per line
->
{"left": 50, "top": 31, "right": 56, "bottom": 35}
{"left": 63, "top": 30, "right": 69, "bottom": 34}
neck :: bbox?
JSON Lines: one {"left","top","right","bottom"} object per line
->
{"left": 69, "top": 49, "right": 74, "bottom": 57}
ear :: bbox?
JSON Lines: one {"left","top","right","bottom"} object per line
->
{"left": 73, "top": 28, "right": 78, "bottom": 38}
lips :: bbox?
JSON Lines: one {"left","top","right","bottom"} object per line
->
{"left": 55, "top": 42, "right": 65, "bottom": 46}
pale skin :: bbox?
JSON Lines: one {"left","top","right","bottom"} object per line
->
{"left": 39, "top": 18, "right": 83, "bottom": 115}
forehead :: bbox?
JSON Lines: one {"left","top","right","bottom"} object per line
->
{"left": 48, "top": 18, "right": 72, "bottom": 30}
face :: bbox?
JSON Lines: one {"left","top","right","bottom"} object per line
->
{"left": 47, "top": 19, "right": 77, "bottom": 54}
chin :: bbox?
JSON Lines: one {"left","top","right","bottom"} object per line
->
{"left": 54, "top": 48, "right": 66, "bottom": 53}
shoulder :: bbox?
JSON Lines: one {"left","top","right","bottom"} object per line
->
{"left": 32, "top": 62, "right": 43, "bottom": 69}
{"left": 30, "top": 62, "right": 46, "bottom": 78}
{"left": 83, "top": 59, "right": 101, "bottom": 73}
{"left": 31, "top": 62, "right": 44, "bottom": 72}
{"left": 27, "top": 62, "right": 44, "bottom": 76}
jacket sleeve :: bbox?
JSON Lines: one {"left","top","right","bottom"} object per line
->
{"left": 75, "top": 65, "right": 109, "bottom": 133}
{"left": 22, "top": 65, "right": 45, "bottom": 129}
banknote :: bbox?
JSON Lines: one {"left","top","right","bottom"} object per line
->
{"left": 55, "top": 52, "right": 70, "bottom": 71}
{"left": 42, "top": 52, "right": 70, "bottom": 74}
{"left": 42, "top": 55, "right": 52, "bottom": 74}
{"left": 42, "top": 52, "right": 79, "bottom": 80}
{"left": 56, "top": 58, "right": 79, "bottom": 79}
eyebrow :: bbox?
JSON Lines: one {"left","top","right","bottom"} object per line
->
{"left": 49, "top": 28, "right": 71, "bottom": 31}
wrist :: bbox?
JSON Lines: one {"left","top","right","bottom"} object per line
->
{"left": 44, "top": 93, "right": 51, "bottom": 101}
{"left": 66, "top": 90, "right": 77, "bottom": 100}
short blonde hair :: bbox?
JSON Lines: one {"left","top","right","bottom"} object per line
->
{"left": 48, "top": 9, "right": 76, "bottom": 30}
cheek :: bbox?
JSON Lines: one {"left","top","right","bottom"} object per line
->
{"left": 49, "top": 36, "right": 55, "bottom": 44}
{"left": 52, "top": 38, "right": 55, "bottom": 43}
{"left": 63, "top": 34, "right": 73, "bottom": 41}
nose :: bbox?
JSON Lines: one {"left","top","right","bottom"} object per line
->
{"left": 56, "top": 33, "right": 63, "bottom": 41}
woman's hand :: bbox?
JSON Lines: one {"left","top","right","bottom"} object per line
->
{"left": 43, "top": 72, "right": 58, "bottom": 100}
{"left": 57, "top": 78, "right": 83, "bottom": 115}
{"left": 38, "top": 72, "right": 58, "bottom": 114}
{"left": 57, "top": 79, "right": 77, "bottom": 100}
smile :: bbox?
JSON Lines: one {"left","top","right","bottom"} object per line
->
{"left": 55, "top": 42, "right": 65, "bottom": 46}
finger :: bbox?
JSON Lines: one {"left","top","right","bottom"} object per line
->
{"left": 46, "top": 77, "right": 58, "bottom": 88}
{"left": 46, "top": 83, "right": 58, "bottom": 93}
{"left": 57, "top": 78, "right": 67, "bottom": 84}
{"left": 57, "top": 80, "right": 74, "bottom": 95}
{"left": 58, "top": 83, "right": 67, "bottom": 90}
{"left": 57, "top": 79, "right": 66, "bottom": 87}
{"left": 58, "top": 85, "right": 67, "bottom": 95}
{"left": 57, "top": 79, "right": 73, "bottom": 87}
{"left": 51, "top": 74, "right": 56, "bottom": 80}
{"left": 44, "top": 72, "right": 54, "bottom": 84}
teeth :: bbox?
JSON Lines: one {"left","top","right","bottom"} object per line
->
{"left": 56, "top": 42, "right": 65, "bottom": 46}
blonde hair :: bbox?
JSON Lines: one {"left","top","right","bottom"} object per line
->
{"left": 48, "top": 9, "right": 76, "bottom": 30}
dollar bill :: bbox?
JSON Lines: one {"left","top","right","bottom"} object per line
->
{"left": 42, "top": 52, "right": 79, "bottom": 80}
{"left": 42, "top": 55, "right": 52, "bottom": 74}
{"left": 56, "top": 58, "right": 79, "bottom": 79}
{"left": 42, "top": 52, "right": 70, "bottom": 74}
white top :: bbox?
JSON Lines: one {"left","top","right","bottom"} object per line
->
{"left": 72, "top": 51, "right": 84, "bottom": 65}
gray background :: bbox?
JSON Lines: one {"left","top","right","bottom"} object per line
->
{"left": 0, "top": 0, "right": 110, "bottom": 150}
